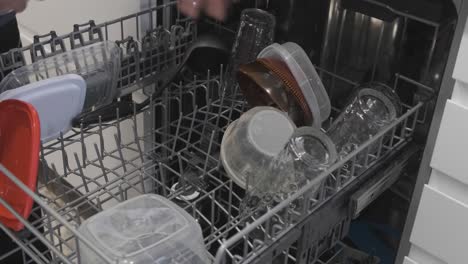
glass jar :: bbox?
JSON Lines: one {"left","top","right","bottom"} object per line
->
{"left": 242, "top": 127, "right": 337, "bottom": 214}
{"left": 327, "top": 83, "right": 402, "bottom": 160}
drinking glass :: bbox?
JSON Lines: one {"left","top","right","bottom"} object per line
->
{"left": 226, "top": 8, "right": 276, "bottom": 93}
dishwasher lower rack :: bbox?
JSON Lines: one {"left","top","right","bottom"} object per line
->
{"left": 0, "top": 66, "right": 426, "bottom": 264}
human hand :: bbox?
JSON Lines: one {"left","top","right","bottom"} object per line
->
{"left": 177, "top": 0, "right": 231, "bottom": 20}
{"left": 0, "top": 0, "right": 29, "bottom": 13}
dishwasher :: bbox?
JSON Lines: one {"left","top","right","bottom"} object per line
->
{"left": 0, "top": 0, "right": 466, "bottom": 263}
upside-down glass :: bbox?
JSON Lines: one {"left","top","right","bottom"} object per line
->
{"left": 226, "top": 8, "right": 276, "bottom": 93}
{"left": 242, "top": 127, "right": 337, "bottom": 214}
{"left": 327, "top": 83, "right": 402, "bottom": 161}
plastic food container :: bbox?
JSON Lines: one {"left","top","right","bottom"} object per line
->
{"left": 220, "top": 107, "right": 296, "bottom": 189}
{"left": 0, "top": 100, "right": 40, "bottom": 231}
{"left": 78, "top": 194, "right": 210, "bottom": 264}
{"left": 0, "top": 41, "right": 121, "bottom": 113}
{"left": 0, "top": 74, "right": 86, "bottom": 143}
{"left": 258, "top": 42, "right": 331, "bottom": 128}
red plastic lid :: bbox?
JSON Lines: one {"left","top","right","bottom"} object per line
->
{"left": 0, "top": 99, "right": 40, "bottom": 231}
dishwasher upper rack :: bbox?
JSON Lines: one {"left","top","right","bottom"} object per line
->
{"left": 0, "top": 1, "right": 196, "bottom": 96}
{"left": 0, "top": 66, "right": 429, "bottom": 264}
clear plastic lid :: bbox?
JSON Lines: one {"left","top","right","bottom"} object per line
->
{"left": 78, "top": 194, "right": 210, "bottom": 264}
{"left": 258, "top": 43, "right": 331, "bottom": 128}
{"left": 0, "top": 41, "right": 121, "bottom": 113}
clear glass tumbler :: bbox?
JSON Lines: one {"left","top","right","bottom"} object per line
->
{"left": 226, "top": 8, "right": 276, "bottom": 93}
{"left": 242, "top": 127, "right": 337, "bottom": 214}
{"left": 327, "top": 83, "right": 402, "bottom": 161}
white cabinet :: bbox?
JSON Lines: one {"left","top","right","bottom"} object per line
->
{"left": 409, "top": 185, "right": 467, "bottom": 264}
{"left": 17, "top": 0, "right": 153, "bottom": 45}
{"left": 404, "top": 10, "right": 468, "bottom": 264}
{"left": 430, "top": 100, "right": 468, "bottom": 185}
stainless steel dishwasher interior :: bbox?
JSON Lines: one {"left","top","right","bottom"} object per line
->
{"left": 0, "top": 0, "right": 459, "bottom": 263}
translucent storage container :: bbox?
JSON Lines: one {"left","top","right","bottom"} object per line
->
{"left": 258, "top": 42, "right": 331, "bottom": 128}
{"left": 221, "top": 106, "right": 296, "bottom": 189}
{"left": 78, "top": 194, "right": 210, "bottom": 264}
{"left": 0, "top": 41, "right": 121, "bottom": 113}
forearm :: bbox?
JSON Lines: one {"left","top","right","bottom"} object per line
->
{"left": 0, "top": 0, "right": 28, "bottom": 13}
{"left": 177, "top": 0, "right": 231, "bottom": 20}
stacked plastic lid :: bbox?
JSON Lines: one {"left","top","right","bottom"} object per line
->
{"left": 78, "top": 194, "right": 210, "bottom": 264}
{"left": 258, "top": 42, "right": 331, "bottom": 128}
{"left": 0, "top": 74, "right": 86, "bottom": 143}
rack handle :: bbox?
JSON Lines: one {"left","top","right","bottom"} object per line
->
{"left": 31, "top": 31, "right": 67, "bottom": 62}
{"left": 0, "top": 48, "right": 26, "bottom": 78}
{"left": 70, "top": 20, "right": 104, "bottom": 49}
